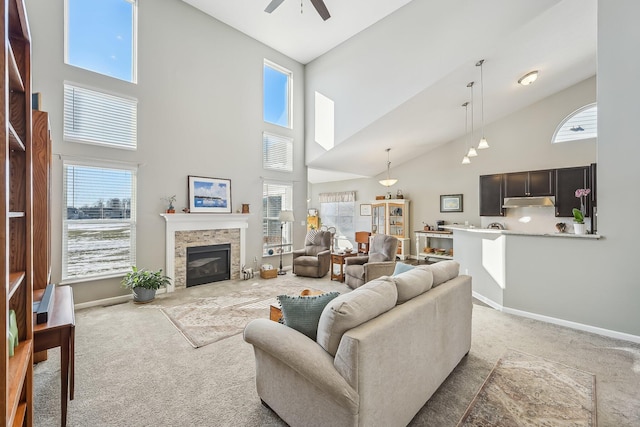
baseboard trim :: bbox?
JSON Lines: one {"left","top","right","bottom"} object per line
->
{"left": 75, "top": 294, "right": 132, "bottom": 310}
{"left": 472, "top": 291, "right": 640, "bottom": 344}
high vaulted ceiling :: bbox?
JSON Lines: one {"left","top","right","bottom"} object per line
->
{"left": 182, "top": 0, "right": 598, "bottom": 183}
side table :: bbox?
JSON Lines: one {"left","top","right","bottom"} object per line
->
{"left": 330, "top": 252, "right": 357, "bottom": 282}
{"left": 34, "top": 285, "right": 75, "bottom": 427}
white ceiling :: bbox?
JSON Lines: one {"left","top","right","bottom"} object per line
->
{"left": 182, "top": 0, "right": 598, "bottom": 183}
{"left": 182, "top": 0, "right": 414, "bottom": 64}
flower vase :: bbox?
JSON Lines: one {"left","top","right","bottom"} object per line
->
{"left": 573, "top": 223, "right": 585, "bottom": 235}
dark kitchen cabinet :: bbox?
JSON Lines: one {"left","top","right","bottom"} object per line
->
{"left": 555, "top": 166, "right": 591, "bottom": 218}
{"left": 479, "top": 174, "right": 504, "bottom": 216}
{"left": 504, "top": 170, "right": 554, "bottom": 197}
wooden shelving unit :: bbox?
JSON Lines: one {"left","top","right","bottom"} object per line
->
{"left": 371, "top": 199, "right": 410, "bottom": 260}
{"left": 2, "top": 0, "right": 34, "bottom": 425}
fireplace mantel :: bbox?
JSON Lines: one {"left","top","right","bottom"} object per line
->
{"left": 160, "top": 213, "right": 250, "bottom": 292}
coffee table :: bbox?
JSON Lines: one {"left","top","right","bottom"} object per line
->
{"left": 269, "top": 289, "right": 324, "bottom": 322}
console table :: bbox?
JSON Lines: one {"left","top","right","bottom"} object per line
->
{"left": 34, "top": 285, "right": 75, "bottom": 427}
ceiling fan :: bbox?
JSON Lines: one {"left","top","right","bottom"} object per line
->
{"left": 265, "top": 0, "right": 331, "bottom": 21}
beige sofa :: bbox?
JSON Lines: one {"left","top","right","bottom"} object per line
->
{"left": 244, "top": 260, "right": 472, "bottom": 427}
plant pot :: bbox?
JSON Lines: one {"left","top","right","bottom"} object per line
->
{"left": 132, "top": 287, "right": 156, "bottom": 303}
{"left": 573, "top": 223, "right": 586, "bottom": 235}
{"left": 166, "top": 209, "right": 175, "bottom": 214}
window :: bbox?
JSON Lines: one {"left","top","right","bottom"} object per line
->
{"left": 64, "top": 83, "right": 137, "bottom": 149}
{"left": 65, "top": 0, "right": 137, "bottom": 82}
{"left": 552, "top": 103, "right": 597, "bottom": 143}
{"left": 62, "top": 160, "right": 137, "bottom": 281}
{"left": 263, "top": 183, "right": 293, "bottom": 256}
{"left": 263, "top": 132, "right": 293, "bottom": 172}
{"left": 315, "top": 91, "right": 334, "bottom": 151}
{"left": 263, "top": 60, "right": 292, "bottom": 128}
{"left": 319, "top": 192, "right": 356, "bottom": 250}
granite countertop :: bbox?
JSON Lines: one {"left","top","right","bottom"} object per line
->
{"left": 443, "top": 225, "right": 602, "bottom": 239}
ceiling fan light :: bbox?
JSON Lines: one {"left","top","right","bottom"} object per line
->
{"left": 462, "top": 156, "right": 471, "bottom": 165}
{"left": 518, "top": 70, "right": 538, "bottom": 86}
{"left": 467, "top": 147, "right": 478, "bottom": 157}
{"left": 478, "top": 137, "right": 489, "bottom": 149}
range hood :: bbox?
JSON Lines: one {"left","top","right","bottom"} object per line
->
{"left": 502, "top": 196, "right": 555, "bottom": 208}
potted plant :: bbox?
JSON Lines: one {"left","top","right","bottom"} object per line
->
{"left": 163, "top": 195, "right": 177, "bottom": 213}
{"left": 572, "top": 188, "right": 590, "bottom": 235}
{"left": 121, "top": 266, "right": 171, "bottom": 303}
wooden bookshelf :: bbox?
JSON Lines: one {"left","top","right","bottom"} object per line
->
{"left": 2, "top": 0, "right": 33, "bottom": 425}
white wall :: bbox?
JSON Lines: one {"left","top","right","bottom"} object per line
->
{"left": 26, "top": 0, "right": 306, "bottom": 304}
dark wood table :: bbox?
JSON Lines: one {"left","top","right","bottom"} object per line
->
{"left": 34, "top": 285, "right": 75, "bottom": 427}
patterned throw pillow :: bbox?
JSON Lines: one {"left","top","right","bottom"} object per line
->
{"left": 277, "top": 292, "right": 340, "bottom": 340}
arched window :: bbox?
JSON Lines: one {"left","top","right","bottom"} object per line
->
{"left": 552, "top": 103, "right": 597, "bottom": 143}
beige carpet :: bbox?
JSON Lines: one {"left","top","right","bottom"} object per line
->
{"left": 458, "top": 349, "right": 596, "bottom": 426}
{"left": 160, "top": 279, "right": 320, "bottom": 348}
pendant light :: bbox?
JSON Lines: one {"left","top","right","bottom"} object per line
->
{"left": 466, "top": 81, "right": 478, "bottom": 157}
{"left": 379, "top": 148, "right": 398, "bottom": 187}
{"left": 476, "top": 59, "right": 490, "bottom": 149}
{"left": 461, "top": 102, "right": 471, "bottom": 165}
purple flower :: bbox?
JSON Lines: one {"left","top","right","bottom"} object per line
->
{"left": 575, "top": 188, "right": 591, "bottom": 198}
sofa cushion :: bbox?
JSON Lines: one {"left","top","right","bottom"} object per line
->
{"left": 317, "top": 277, "right": 397, "bottom": 356}
{"left": 392, "top": 262, "right": 415, "bottom": 276}
{"left": 278, "top": 292, "right": 340, "bottom": 340}
{"left": 393, "top": 268, "right": 434, "bottom": 304}
{"left": 417, "top": 260, "right": 460, "bottom": 287}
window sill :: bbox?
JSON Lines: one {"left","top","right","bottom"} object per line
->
{"left": 60, "top": 271, "right": 127, "bottom": 285}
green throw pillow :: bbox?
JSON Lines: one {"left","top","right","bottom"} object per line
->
{"left": 392, "top": 262, "right": 415, "bottom": 276}
{"left": 277, "top": 292, "right": 340, "bottom": 340}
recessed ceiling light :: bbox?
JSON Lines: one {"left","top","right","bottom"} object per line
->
{"left": 518, "top": 70, "right": 538, "bottom": 86}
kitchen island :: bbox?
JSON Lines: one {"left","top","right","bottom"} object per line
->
{"left": 446, "top": 225, "right": 613, "bottom": 339}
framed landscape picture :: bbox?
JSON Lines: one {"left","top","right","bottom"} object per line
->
{"left": 440, "top": 194, "right": 463, "bottom": 213}
{"left": 188, "top": 176, "right": 231, "bottom": 213}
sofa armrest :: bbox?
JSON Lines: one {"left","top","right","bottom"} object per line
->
{"left": 244, "top": 319, "right": 358, "bottom": 411}
{"left": 345, "top": 255, "right": 369, "bottom": 266}
{"left": 364, "top": 261, "right": 396, "bottom": 282}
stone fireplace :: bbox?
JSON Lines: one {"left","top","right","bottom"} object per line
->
{"left": 161, "top": 213, "right": 249, "bottom": 292}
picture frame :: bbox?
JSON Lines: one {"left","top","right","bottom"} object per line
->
{"left": 440, "top": 194, "right": 463, "bottom": 213}
{"left": 188, "top": 175, "right": 232, "bottom": 213}
{"left": 360, "top": 204, "right": 372, "bottom": 216}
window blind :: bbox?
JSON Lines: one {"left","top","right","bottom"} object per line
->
{"left": 262, "top": 182, "right": 293, "bottom": 256}
{"left": 62, "top": 160, "right": 137, "bottom": 280}
{"left": 263, "top": 132, "right": 293, "bottom": 172}
{"left": 64, "top": 83, "right": 138, "bottom": 149}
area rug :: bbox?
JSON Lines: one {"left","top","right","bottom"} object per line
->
{"left": 160, "top": 281, "right": 320, "bottom": 348}
{"left": 457, "top": 349, "right": 596, "bottom": 427}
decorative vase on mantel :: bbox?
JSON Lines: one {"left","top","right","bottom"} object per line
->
{"left": 573, "top": 223, "right": 586, "bottom": 235}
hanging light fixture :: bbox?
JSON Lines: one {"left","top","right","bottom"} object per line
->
{"left": 476, "top": 59, "right": 490, "bottom": 149}
{"left": 466, "top": 81, "right": 477, "bottom": 157}
{"left": 379, "top": 148, "right": 398, "bottom": 187}
{"left": 461, "top": 102, "right": 471, "bottom": 165}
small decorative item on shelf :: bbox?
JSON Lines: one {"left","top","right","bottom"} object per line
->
{"left": 375, "top": 195, "right": 385, "bottom": 200}
{"left": 163, "top": 195, "right": 177, "bottom": 214}
{"left": 385, "top": 192, "right": 392, "bottom": 200}
{"left": 242, "top": 203, "right": 250, "bottom": 214}
{"left": 396, "top": 189, "right": 404, "bottom": 199}
{"left": 555, "top": 222, "right": 567, "bottom": 233}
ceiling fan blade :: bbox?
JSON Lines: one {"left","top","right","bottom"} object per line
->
{"left": 309, "top": 0, "right": 331, "bottom": 20}
{"left": 265, "top": 0, "right": 285, "bottom": 14}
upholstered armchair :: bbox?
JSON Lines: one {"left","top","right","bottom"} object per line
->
{"left": 344, "top": 234, "right": 398, "bottom": 289}
{"left": 292, "top": 230, "right": 333, "bottom": 278}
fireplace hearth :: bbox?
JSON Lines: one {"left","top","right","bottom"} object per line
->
{"left": 186, "top": 244, "right": 231, "bottom": 287}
